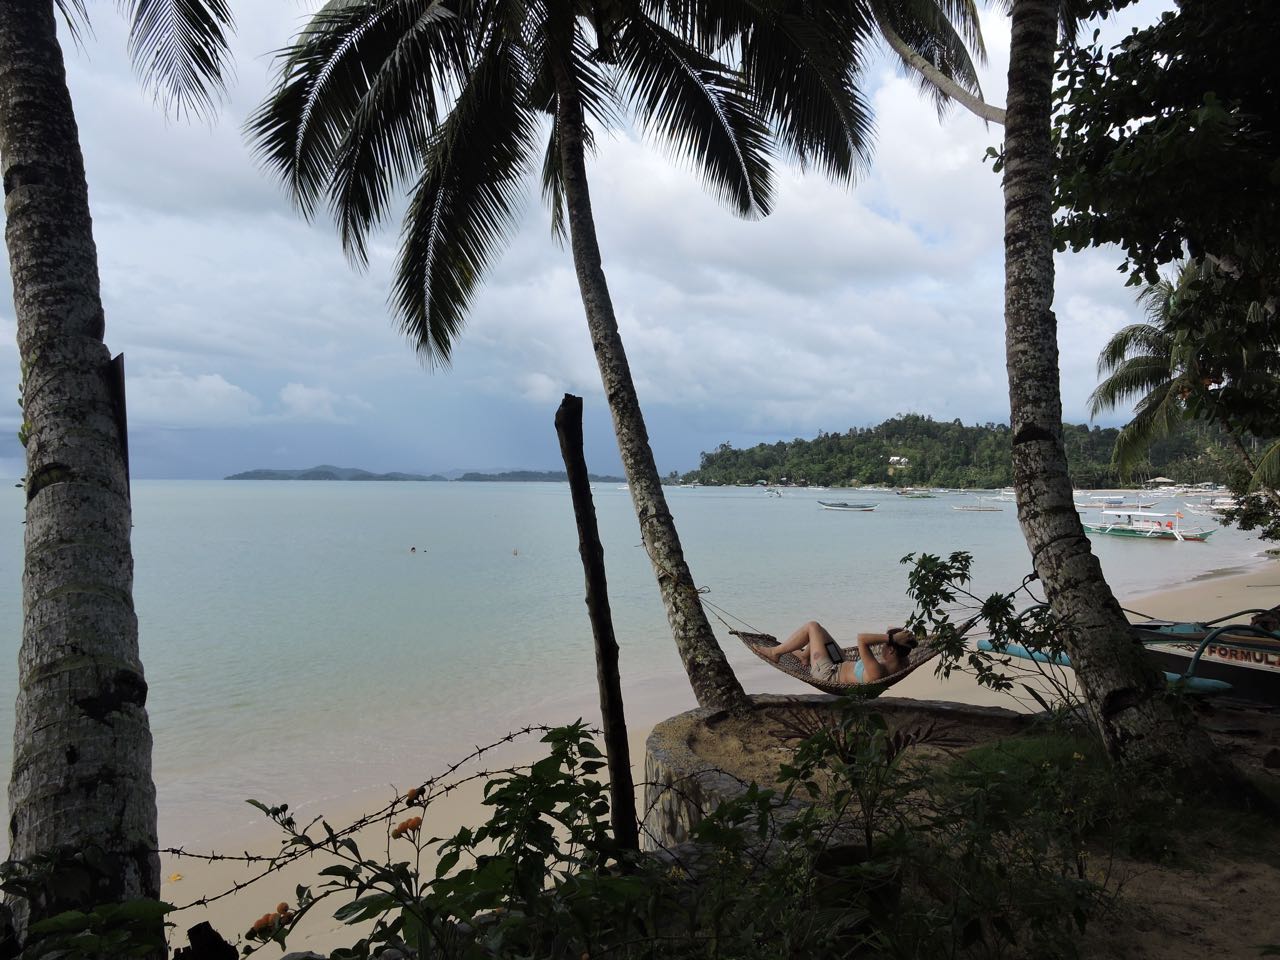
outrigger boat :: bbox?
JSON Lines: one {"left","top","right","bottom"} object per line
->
{"left": 1081, "top": 509, "right": 1214, "bottom": 542}
{"left": 818, "top": 500, "right": 878, "bottom": 511}
{"left": 980, "top": 608, "right": 1280, "bottom": 705}
{"left": 953, "top": 496, "right": 1003, "bottom": 512}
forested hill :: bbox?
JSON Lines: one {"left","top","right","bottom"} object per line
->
{"left": 684, "top": 415, "right": 1231, "bottom": 489}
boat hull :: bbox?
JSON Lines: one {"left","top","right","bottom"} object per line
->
{"left": 1139, "top": 636, "right": 1280, "bottom": 705}
{"left": 1081, "top": 523, "right": 1213, "bottom": 541}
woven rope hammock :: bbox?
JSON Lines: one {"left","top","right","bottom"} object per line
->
{"left": 732, "top": 630, "right": 940, "bottom": 697}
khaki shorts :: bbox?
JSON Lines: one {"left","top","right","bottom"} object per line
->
{"left": 810, "top": 649, "right": 843, "bottom": 683}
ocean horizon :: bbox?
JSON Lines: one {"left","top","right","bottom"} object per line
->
{"left": 0, "top": 480, "right": 1268, "bottom": 849}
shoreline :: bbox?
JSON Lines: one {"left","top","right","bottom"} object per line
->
{"left": 162, "top": 557, "right": 1279, "bottom": 953}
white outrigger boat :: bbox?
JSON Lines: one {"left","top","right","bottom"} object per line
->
{"left": 1081, "top": 508, "right": 1215, "bottom": 542}
{"left": 818, "top": 500, "right": 878, "bottom": 511}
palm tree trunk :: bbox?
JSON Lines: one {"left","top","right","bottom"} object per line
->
{"left": 0, "top": 0, "right": 160, "bottom": 943}
{"left": 1002, "top": 0, "right": 1221, "bottom": 773}
{"left": 552, "top": 62, "right": 749, "bottom": 715}
{"left": 870, "top": 0, "right": 1006, "bottom": 125}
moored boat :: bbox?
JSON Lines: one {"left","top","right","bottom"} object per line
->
{"left": 1081, "top": 509, "right": 1214, "bottom": 542}
{"left": 1132, "top": 619, "right": 1280, "bottom": 705}
{"left": 818, "top": 500, "right": 878, "bottom": 511}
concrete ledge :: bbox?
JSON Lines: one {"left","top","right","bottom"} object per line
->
{"left": 641, "top": 694, "right": 1030, "bottom": 852}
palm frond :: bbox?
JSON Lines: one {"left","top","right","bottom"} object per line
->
{"left": 247, "top": 0, "right": 464, "bottom": 236}
{"left": 1088, "top": 357, "right": 1178, "bottom": 417}
{"left": 124, "top": 0, "right": 234, "bottom": 118}
{"left": 540, "top": 115, "right": 569, "bottom": 244}
{"left": 55, "top": 0, "right": 93, "bottom": 49}
{"left": 735, "top": 2, "right": 876, "bottom": 182}
{"left": 615, "top": 12, "right": 773, "bottom": 217}
{"left": 1249, "top": 439, "right": 1280, "bottom": 494}
{"left": 1095, "top": 322, "right": 1170, "bottom": 376}
{"left": 1111, "top": 380, "right": 1184, "bottom": 477}
{"left": 391, "top": 40, "right": 538, "bottom": 367}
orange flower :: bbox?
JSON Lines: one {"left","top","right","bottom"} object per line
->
{"left": 404, "top": 786, "right": 424, "bottom": 802}
{"left": 276, "top": 902, "right": 289, "bottom": 916}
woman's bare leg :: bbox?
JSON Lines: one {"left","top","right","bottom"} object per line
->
{"left": 765, "top": 621, "right": 836, "bottom": 663}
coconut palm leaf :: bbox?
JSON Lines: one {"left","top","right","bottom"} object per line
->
{"left": 125, "top": 0, "right": 234, "bottom": 117}
{"left": 390, "top": 39, "right": 539, "bottom": 366}
{"left": 1111, "top": 379, "right": 1184, "bottom": 477}
{"left": 738, "top": 4, "right": 874, "bottom": 181}
{"left": 614, "top": 12, "right": 773, "bottom": 216}
{"left": 1094, "top": 322, "right": 1170, "bottom": 376}
{"left": 247, "top": 0, "right": 465, "bottom": 241}
{"left": 1251, "top": 439, "right": 1280, "bottom": 493}
{"left": 1088, "top": 354, "right": 1180, "bottom": 419}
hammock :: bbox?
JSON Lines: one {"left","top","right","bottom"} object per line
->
{"left": 732, "top": 616, "right": 982, "bottom": 697}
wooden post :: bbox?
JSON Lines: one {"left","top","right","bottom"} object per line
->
{"left": 555, "top": 394, "right": 639, "bottom": 851}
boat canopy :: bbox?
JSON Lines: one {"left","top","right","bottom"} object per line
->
{"left": 1101, "top": 509, "right": 1177, "bottom": 518}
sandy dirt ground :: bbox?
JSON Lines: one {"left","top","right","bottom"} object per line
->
{"left": 163, "top": 560, "right": 1280, "bottom": 955}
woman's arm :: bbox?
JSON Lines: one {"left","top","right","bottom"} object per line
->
{"left": 855, "top": 633, "right": 890, "bottom": 682}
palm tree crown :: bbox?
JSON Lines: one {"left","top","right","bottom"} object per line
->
{"left": 1090, "top": 258, "right": 1280, "bottom": 487}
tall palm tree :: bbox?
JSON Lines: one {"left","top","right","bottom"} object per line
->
{"left": 1001, "top": 0, "right": 1224, "bottom": 773}
{"left": 249, "top": 0, "right": 986, "bottom": 714}
{"left": 1089, "top": 260, "right": 1280, "bottom": 504}
{"left": 0, "top": 0, "right": 231, "bottom": 946}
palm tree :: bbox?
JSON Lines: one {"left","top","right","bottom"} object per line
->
{"left": 249, "top": 0, "right": 987, "bottom": 714}
{"left": 1000, "top": 0, "right": 1224, "bottom": 774}
{"left": 1089, "top": 260, "right": 1280, "bottom": 505}
{"left": 0, "top": 0, "right": 231, "bottom": 946}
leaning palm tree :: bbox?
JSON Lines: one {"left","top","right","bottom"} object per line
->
{"left": 249, "top": 0, "right": 987, "bottom": 714}
{"left": 0, "top": 0, "right": 231, "bottom": 948}
{"left": 1000, "top": 0, "right": 1226, "bottom": 775}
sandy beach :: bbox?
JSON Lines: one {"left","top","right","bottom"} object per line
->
{"left": 158, "top": 556, "right": 1279, "bottom": 954}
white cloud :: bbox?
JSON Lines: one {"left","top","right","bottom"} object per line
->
{"left": 128, "top": 370, "right": 260, "bottom": 427}
{"left": 276, "top": 382, "right": 370, "bottom": 422}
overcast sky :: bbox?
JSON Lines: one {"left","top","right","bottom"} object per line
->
{"left": 0, "top": 3, "right": 1171, "bottom": 479}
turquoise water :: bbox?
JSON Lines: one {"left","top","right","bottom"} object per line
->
{"left": 0, "top": 481, "right": 1267, "bottom": 845}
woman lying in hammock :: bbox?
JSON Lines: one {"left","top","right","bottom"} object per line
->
{"left": 763, "top": 621, "right": 918, "bottom": 685}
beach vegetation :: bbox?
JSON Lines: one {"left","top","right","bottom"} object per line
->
{"left": 1058, "top": 0, "right": 1280, "bottom": 539}
{"left": 7, "top": 694, "right": 1275, "bottom": 958}
{"left": 0, "top": 0, "right": 232, "bottom": 952}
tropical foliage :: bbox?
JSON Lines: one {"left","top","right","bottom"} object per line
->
{"left": 1089, "top": 260, "right": 1280, "bottom": 495}
{"left": 683, "top": 414, "right": 1235, "bottom": 489}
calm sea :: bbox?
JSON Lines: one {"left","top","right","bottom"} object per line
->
{"left": 0, "top": 481, "right": 1267, "bottom": 846}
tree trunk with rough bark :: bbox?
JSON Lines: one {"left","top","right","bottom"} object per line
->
{"left": 1002, "top": 0, "right": 1221, "bottom": 773}
{"left": 0, "top": 0, "right": 160, "bottom": 947}
{"left": 552, "top": 64, "right": 749, "bottom": 715}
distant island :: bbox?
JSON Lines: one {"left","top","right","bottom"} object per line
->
{"left": 225, "top": 466, "right": 627, "bottom": 483}
{"left": 226, "top": 465, "right": 447, "bottom": 481}
{"left": 456, "top": 470, "right": 625, "bottom": 483}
